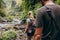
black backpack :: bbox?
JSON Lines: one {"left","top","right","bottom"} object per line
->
{"left": 42, "top": 6, "right": 60, "bottom": 40}
{"left": 26, "top": 18, "right": 35, "bottom": 36}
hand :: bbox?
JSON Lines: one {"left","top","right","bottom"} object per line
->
{"left": 34, "top": 34, "right": 41, "bottom": 40}
{"left": 33, "top": 27, "right": 43, "bottom": 40}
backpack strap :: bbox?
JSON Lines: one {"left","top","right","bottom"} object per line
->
{"left": 42, "top": 6, "right": 60, "bottom": 38}
{"left": 45, "top": 6, "right": 59, "bottom": 31}
{"left": 45, "top": 6, "right": 60, "bottom": 40}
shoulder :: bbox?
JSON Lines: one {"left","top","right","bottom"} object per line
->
{"left": 37, "top": 6, "right": 46, "bottom": 12}
{"left": 37, "top": 6, "right": 46, "bottom": 15}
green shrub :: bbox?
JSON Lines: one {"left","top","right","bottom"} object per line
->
{"left": 5, "top": 16, "right": 14, "bottom": 22}
{"left": 2, "top": 30, "right": 17, "bottom": 40}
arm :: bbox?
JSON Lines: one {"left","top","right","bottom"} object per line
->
{"left": 34, "top": 27, "right": 43, "bottom": 40}
{"left": 24, "top": 19, "right": 30, "bottom": 33}
{"left": 34, "top": 9, "right": 44, "bottom": 40}
{"left": 24, "top": 22, "right": 29, "bottom": 33}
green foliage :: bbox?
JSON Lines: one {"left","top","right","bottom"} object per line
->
{"left": 5, "top": 16, "right": 14, "bottom": 21}
{"left": 18, "top": 0, "right": 41, "bottom": 24}
{"left": 0, "top": 0, "right": 6, "bottom": 17}
{"left": 1, "top": 30, "right": 17, "bottom": 40}
{"left": 57, "top": 0, "right": 60, "bottom": 5}
{"left": 0, "top": 10, "right": 7, "bottom": 17}
{"left": 0, "top": 0, "right": 5, "bottom": 8}
{"left": 22, "top": 0, "right": 40, "bottom": 10}
{"left": 20, "top": 0, "right": 41, "bottom": 19}
{"left": 33, "top": 3, "right": 42, "bottom": 17}
{"left": 0, "top": 0, "right": 7, "bottom": 17}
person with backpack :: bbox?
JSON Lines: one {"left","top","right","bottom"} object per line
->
{"left": 34, "top": 0, "right": 60, "bottom": 40}
{"left": 25, "top": 11, "right": 35, "bottom": 40}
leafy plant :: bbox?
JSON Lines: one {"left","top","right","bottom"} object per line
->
{"left": 5, "top": 16, "right": 14, "bottom": 22}
{"left": 2, "top": 30, "right": 17, "bottom": 40}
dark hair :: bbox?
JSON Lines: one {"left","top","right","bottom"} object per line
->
{"left": 28, "top": 11, "right": 33, "bottom": 16}
{"left": 28, "top": 13, "right": 31, "bottom": 15}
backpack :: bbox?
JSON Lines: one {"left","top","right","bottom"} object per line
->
{"left": 26, "top": 18, "right": 35, "bottom": 36}
{"left": 42, "top": 6, "right": 60, "bottom": 40}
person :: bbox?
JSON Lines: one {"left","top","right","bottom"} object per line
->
{"left": 25, "top": 11, "right": 35, "bottom": 40}
{"left": 34, "top": 0, "right": 60, "bottom": 40}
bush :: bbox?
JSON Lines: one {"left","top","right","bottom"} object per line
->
{"left": 1, "top": 30, "right": 17, "bottom": 40}
{"left": 5, "top": 16, "right": 14, "bottom": 22}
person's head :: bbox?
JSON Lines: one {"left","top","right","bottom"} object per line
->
{"left": 40, "top": 0, "right": 54, "bottom": 6}
{"left": 28, "top": 11, "right": 33, "bottom": 17}
{"left": 28, "top": 11, "right": 34, "bottom": 19}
